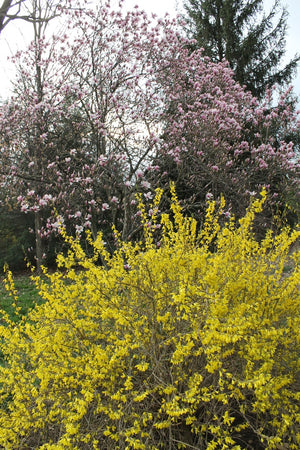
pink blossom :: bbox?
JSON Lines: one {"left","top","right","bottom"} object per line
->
{"left": 141, "top": 180, "right": 151, "bottom": 189}
{"left": 21, "top": 203, "right": 29, "bottom": 212}
{"left": 144, "top": 191, "right": 153, "bottom": 200}
{"left": 259, "top": 160, "right": 268, "bottom": 169}
{"left": 111, "top": 196, "right": 119, "bottom": 204}
{"left": 75, "top": 225, "right": 83, "bottom": 234}
{"left": 39, "top": 199, "right": 48, "bottom": 207}
{"left": 102, "top": 203, "right": 109, "bottom": 211}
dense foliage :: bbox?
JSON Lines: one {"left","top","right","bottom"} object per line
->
{"left": 183, "top": 0, "right": 300, "bottom": 99}
{"left": 0, "top": 187, "right": 299, "bottom": 449}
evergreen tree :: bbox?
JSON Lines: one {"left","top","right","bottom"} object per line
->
{"left": 183, "top": 0, "right": 300, "bottom": 99}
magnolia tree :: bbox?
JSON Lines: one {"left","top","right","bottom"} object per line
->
{"left": 149, "top": 51, "right": 300, "bottom": 232}
{"left": 0, "top": 0, "right": 299, "bottom": 269}
{"left": 0, "top": 1, "right": 181, "bottom": 267}
{"left": 0, "top": 0, "right": 85, "bottom": 268}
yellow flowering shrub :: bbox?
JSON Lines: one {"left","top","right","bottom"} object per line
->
{"left": 0, "top": 186, "right": 299, "bottom": 449}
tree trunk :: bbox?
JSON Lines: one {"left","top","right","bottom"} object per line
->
{"left": 0, "top": 0, "right": 13, "bottom": 33}
{"left": 34, "top": 210, "right": 42, "bottom": 272}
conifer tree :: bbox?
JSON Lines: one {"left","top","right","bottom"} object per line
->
{"left": 183, "top": 0, "right": 300, "bottom": 99}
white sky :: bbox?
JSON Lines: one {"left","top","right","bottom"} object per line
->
{"left": 0, "top": 0, "right": 299, "bottom": 100}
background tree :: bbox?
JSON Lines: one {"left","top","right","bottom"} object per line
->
{"left": 0, "top": 0, "right": 299, "bottom": 272}
{"left": 0, "top": 0, "right": 66, "bottom": 35}
{"left": 0, "top": 0, "right": 24, "bottom": 33}
{"left": 183, "top": 0, "right": 300, "bottom": 99}
{"left": 0, "top": 0, "right": 83, "bottom": 270}
{"left": 0, "top": 1, "right": 181, "bottom": 267}
{"left": 148, "top": 49, "right": 300, "bottom": 234}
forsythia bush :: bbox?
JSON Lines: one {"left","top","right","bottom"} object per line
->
{"left": 0, "top": 186, "right": 299, "bottom": 449}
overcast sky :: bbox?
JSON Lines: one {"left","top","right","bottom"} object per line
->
{"left": 0, "top": 0, "right": 299, "bottom": 100}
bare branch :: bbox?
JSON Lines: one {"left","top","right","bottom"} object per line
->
{"left": 0, "top": 0, "right": 25, "bottom": 33}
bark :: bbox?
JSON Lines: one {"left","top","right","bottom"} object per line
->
{"left": 0, "top": 0, "right": 24, "bottom": 33}
{"left": 34, "top": 210, "right": 43, "bottom": 272}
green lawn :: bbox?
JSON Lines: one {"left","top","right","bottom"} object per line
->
{"left": 0, "top": 272, "right": 43, "bottom": 323}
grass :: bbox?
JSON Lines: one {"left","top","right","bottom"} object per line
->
{"left": 0, "top": 271, "right": 44, "bottom": 367}
{"left": 0, "top": 271, "right": 43, "bottom": 323}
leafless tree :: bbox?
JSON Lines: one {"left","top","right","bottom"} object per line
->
{"left": 0, "top": 0, "right": 26, "bottom": 33}
{"left": 0, "top": 0, "right": 68, "bottom": 35}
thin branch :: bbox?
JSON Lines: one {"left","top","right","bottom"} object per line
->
{"left": 0, "top": 0, "right": 25, "bottom": 33}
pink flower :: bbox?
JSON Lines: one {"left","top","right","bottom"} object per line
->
{"left": 39, "top": 199, "right": 47, "bottom": 207}
{"left": 21, "top": 203, "right": 29, "bottom": 212}
{"left": 141, "top": 180, "right": 151, "bottom": 189}
{"left": 111, "top": 196, "right": 119, "bottom": 204}
{"left": 75, "top": 225, "right": 83, "bottom": 235}
{"left": 259, "top": 160, "right": 268, "bottom": 169}
{"left": 144, "top": 191, "right": 153, "bottom": 200}
{"left": 74, "top": 211, "right": 82, "bottom": 218}
{"left": 102, "top": 203, "right": 109, "bottom": 211}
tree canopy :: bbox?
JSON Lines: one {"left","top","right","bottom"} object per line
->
{"left": 183, "top": 0, "right": 300, "bottom": 99}
{"left": 0, "top": 0, "right": 299, "bottom": 269}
